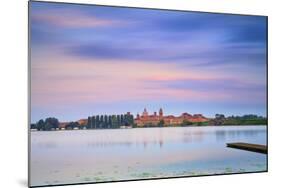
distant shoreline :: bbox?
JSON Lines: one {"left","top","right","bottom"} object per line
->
{"left": 30, "top": 124, "right": 267, "bottom": 132}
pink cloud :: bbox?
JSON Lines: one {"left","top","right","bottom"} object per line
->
{"left": 32, "top": 9, "right": 127, "bottom": 28}
{"left": 145, "top": 74, "right": 222, "bottom": 82}
{"left": 31, "top": 53, "right": 261, "bottom": 108}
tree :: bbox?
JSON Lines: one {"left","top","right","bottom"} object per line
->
{"left": 242, "top": 114, "right": 258, "bottom": 119}
{"left": 65, "top": 122, "right": 73, "bottom": 130}
{"left": 117, "top": 115, "right": 121, "bottom": 127}
{"left": 124, "top": 114, "right": 132, "bottom": 126}
{"left": 108, "top": 115, "right": 112, "bottom": 128}
{"left": 123, "top": 114, "right": 127, "bottom": 125}
{"left": 121, "top": 114, "right": 124, "bottom": 125}
{"left": 87, "top": 116, "right": 91, "bottom": 129}
{"left": 100, "top": 115, "right": 104, "bottom": 128}
{"left": 112, "top": 115, "right": 118, "bottom": 128}
{"left": 182, "top": 120, "right": 193, "bottom": 126}
{"left": 197, "top": 122, "right": 203, "bottom": 126}
{"left": 30, "top": 123, "right": 37, "bottom": 130}
{"left": 92, "top": 116, "right": 96, "bottom": 129}
{"left": 44, "top": 122, "right": 53, "bottom": 130}
{"left": 73, "top": 122, "right": 79, "bottom": 129}
{"left": 215, "top": 114, "right": 225, "bottom": 119}
{"left": 214, "top": 114, "right": 225, "bottom": 125}
{"left": 36, "top": 119, "right": 45, "bottom": 130}
{"left": 128, "top": 114, "right": 134, "bottom": 126}
{"left": 65, "top": 121, "right": 79, "bottom": 130}
{"left": 45, "top": 117, "right": 59, "bottom": 130}
{"left": 104, "top": 115, "right": 108, "bottom": 128}
{"left": 96, "top": 115, "right": 100, "bottom": 129}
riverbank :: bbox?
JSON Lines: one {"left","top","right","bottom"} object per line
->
{"left": 30, "top": 124, "right": 267, "bottom": 132}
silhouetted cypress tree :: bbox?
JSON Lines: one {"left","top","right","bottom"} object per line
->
{"left": 100, "top": 115, "right": 104, "bottom": 128}
{"left": 121, "top": 114, "right": 124, "bottom": 125}
{"left": 129, "top": 114, "right": 134, "bottom": 125}
{"left": 108, "top": 115, "right": 112, "bottom": 128}
{"left": 87, "top": 116, "right": 91, "bottom": 129}
{"left": 96, "top": 115, "right": 100, "bottom": 129}
{"left": 92, "top": 116, "right": 96, "bottom": 129}
{"left": 117, "top": 115, "right": 121, "bottom": 127}
{"left": 104, "top": 115, "right": 108, "bottom": 128}
{"left": 112, "top": 115, "right": 117, "bottom": 128}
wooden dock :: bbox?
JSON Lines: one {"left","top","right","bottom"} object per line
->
{"left": 226, "top": 142, "right": 267, "bottom": 154}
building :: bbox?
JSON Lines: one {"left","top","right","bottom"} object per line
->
{"left": 77, "top": 119, "right": 87, "bottom": 126}
{"left": 58, "top": 122, "right": 68, "bottom": 129}
{"left": 135, "top": 108, "right": 208, "bottom": 127}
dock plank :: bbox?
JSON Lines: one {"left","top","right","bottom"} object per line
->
{"left": 226, "top": 142, "right": 267, "bottom": 154}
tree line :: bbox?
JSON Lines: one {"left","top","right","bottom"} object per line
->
{"left": 31, "top": 114, "right": 135, "bottom": 131}
{"left": 30, "top": 117, "right": 59, "bottom": 131}
{"left": 87, "top": 114, "right": 134, "bottom": 129}
{"left": 209, "top": 114, "right": 267, "bottom": 125}
{"left": 30, "top": 113, "right": 267, "bottom": 131}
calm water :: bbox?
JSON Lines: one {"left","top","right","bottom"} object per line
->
{"left": 30, "top": 126, "right": 267, "bottom": 186}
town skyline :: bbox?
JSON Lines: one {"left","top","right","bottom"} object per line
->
{"left": 30, "top": 106, "right": 267, "bottom": 131}
{"left": 31, "top": 107, "right": 267, "bottom": 124}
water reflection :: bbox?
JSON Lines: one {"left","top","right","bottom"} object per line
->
{"left": 87, "top": 141, "right": 133, "bottom": 148}
{"left": 183, "top": 130, "right": 204, "bottom": 143}
{"left": 86, "top": 139, "right": 165, "bottom": 148}
{"left": 215, "top": 128, "right": 265, "bottom": 142}
{"left": 215, "top": 130, "right": 226, "bottom": 141}
{"left": 33, "top": 126, "right": 266, "bottom": 150}
{"left": 30, "top": 126, "right": 267, "bottom": 187}
{"left": 36, "top": 142, "right": 57, "bottom": 149}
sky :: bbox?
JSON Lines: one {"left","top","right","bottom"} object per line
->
{"left": 30, "top": 1, "right": 267, "bottom": 122}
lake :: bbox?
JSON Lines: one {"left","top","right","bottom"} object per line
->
{"left": 30, "top": 126, "right": 267, "bottom": 187}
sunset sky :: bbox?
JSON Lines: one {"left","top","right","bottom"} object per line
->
{"left": 30, "top": 2, "right": 267, "bottom": 122}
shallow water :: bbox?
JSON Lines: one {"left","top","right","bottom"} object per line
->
{"left": 30, "top": 126, "right": 267, "bottom": 186}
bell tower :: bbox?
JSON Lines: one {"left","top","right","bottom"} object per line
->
{"left": 143, "top": 108, "right": 148, "bottom": 117}
{"left": 159, "top": 108, "right": 163, "bottom": 117}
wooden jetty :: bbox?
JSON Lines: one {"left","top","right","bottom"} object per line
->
{"left": 226, "top": 142, "right": 267, "bottom": 154}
